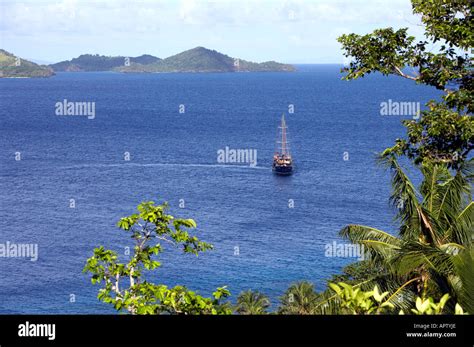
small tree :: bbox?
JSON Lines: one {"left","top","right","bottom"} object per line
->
{"left": 278, "top": 281, "right": 318, "bottom": 314}
{"left": 83, "top": 201, "right": 231, "bottom": 315}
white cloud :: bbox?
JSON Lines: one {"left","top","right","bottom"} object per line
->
{"left": 2, "top": 0, "right": 421, "bottom": 35}
{"left": 0, "top": 0, "right": 424, "bottom": 63}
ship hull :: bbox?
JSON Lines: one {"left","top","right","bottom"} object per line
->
{"left": 272, "top": 164, "right": 293, "bottom": 175}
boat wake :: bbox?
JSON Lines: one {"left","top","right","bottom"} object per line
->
{"left": 62, "top": 163, "right": 268, "bottom": 170}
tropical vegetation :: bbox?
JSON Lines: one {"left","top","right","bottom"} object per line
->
{"left": 236, "top": 290, "right": 270, "bottom": 315}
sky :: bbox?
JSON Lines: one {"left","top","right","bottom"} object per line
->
{"left": 0, "top": 0, "right": 426, "bottom": 64}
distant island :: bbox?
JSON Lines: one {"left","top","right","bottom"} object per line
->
{"left": 50, "top": 54, "right": 161, "bottom": 72}
{"left": 0, "top": 49, "right": 54, "bottom": 78}
{"left": 0, "top": 47, "right": 295, "bottom": 78}
{"left": 51, "top": 47, "right": 295, "bottom": 74}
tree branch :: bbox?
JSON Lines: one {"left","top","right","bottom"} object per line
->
{"left": 393, "top": 65, "right": 419, "bottom": 81}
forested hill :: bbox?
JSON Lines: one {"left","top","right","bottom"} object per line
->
{"left": 50, "top": 54, "right": 161, "bottom": 72}
{"left": 0, "top": 50, "right": 54, "bottom": 78}
{"left": 50, "top": 47, "right": 295, "bottom": 73}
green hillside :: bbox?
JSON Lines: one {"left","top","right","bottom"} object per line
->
{"left": 50, "top": 54, "right": 161, "bottom": 72}
{"left": 0, "top": 50, "right": 54, "bottom": 78}
{"left": 117, "top": 47, "right": 295, "bottom": 73}
{"left": 154, "top": 47, "right": 236, "bottom": 72}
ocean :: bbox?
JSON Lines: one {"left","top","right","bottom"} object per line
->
{"left": 0, "top": 65, "right": 442, "bottom": 313}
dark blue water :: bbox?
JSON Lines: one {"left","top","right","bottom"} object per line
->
{"left": 0, "top": 66, "right": 441, "bottom": 313}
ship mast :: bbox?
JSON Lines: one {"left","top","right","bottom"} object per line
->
{"left": 278, "top": 114, "right": 290, "bottom": 156}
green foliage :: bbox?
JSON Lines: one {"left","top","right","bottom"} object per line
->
{"left": 338, "top": 28, "right": 417, "bottom": 80}
{"left": 235, "top": 290, "right": 271, "bottom": 315}
{"left": 411, "top": 0, "right": 473, "bottom": 50}
{"left": 400, "top": 293, "right": 466, "bottom": 315}
{"left": 327, "top": 282, "right": 466, "bottom": 315}
{"left": 329, "top": 283, "right": 394, "bottom": 314}
{"left": 409, "top": 293, "right": 450, "bottom": 315}
{"left": 383, "top": 103, "right": 473, "bottom": 169}
{"left": 338, "top": 0, "right": 473, "bottom": 169}
{"left": 278, "top": 281, "right": 318, "bottom": 314}
{"left": 84, "top": 201, "right": 231, "bottom": 315}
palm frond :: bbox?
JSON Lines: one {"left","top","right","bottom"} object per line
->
{"left": 236, "top": 290, "right": 270, "bottom": 315}
{"left": 384, "top": 277, "right": 420, "bottom": 310}
{"left": 278, "top": 281, "right": 318, "bottom": 315}
{"left": 446, "top": 201, "right": 474, "bottom": 246}
{"left": 340, "top": 225, "right": 399, "bottom": 245}
{"left": 435, "top": 171, "right": 471, "bottom": 233}
{"left": 420, "top": 162, "right": 450, "bottom": 213}
{"left": 340, "top": 225, "right": 401, "bottom": 264}
{"left": 451, "top": 247, "right": 474, "bottom": 313}
{"left": 460, "top": 158, "right": 474, "bottom": 187}
{"left": 391, "top": 241, "right": 457, "bottom": 277}
{"left": 378, "top": 155, "right": 421, "bottom": 239}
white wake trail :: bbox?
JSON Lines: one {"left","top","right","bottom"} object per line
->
{"left": 63, "top": 162, "right": 268, "bottom": 170}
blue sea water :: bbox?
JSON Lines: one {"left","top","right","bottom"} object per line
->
{"left": 0, "top": 65, "right": 442, "bottom": 313}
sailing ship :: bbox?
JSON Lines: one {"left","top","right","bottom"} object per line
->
{"left": 272, "top": 114, "right": 293, "bottom": 175}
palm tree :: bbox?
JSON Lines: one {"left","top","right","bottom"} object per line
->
{"left": 339, "top": 156, "right": 473, "bottom": 312}
{"left": 278, "top": 281, "right": 318, "bottom": 314}
{"left": 235, "top": 290, "right": 270, "bottom": 315}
